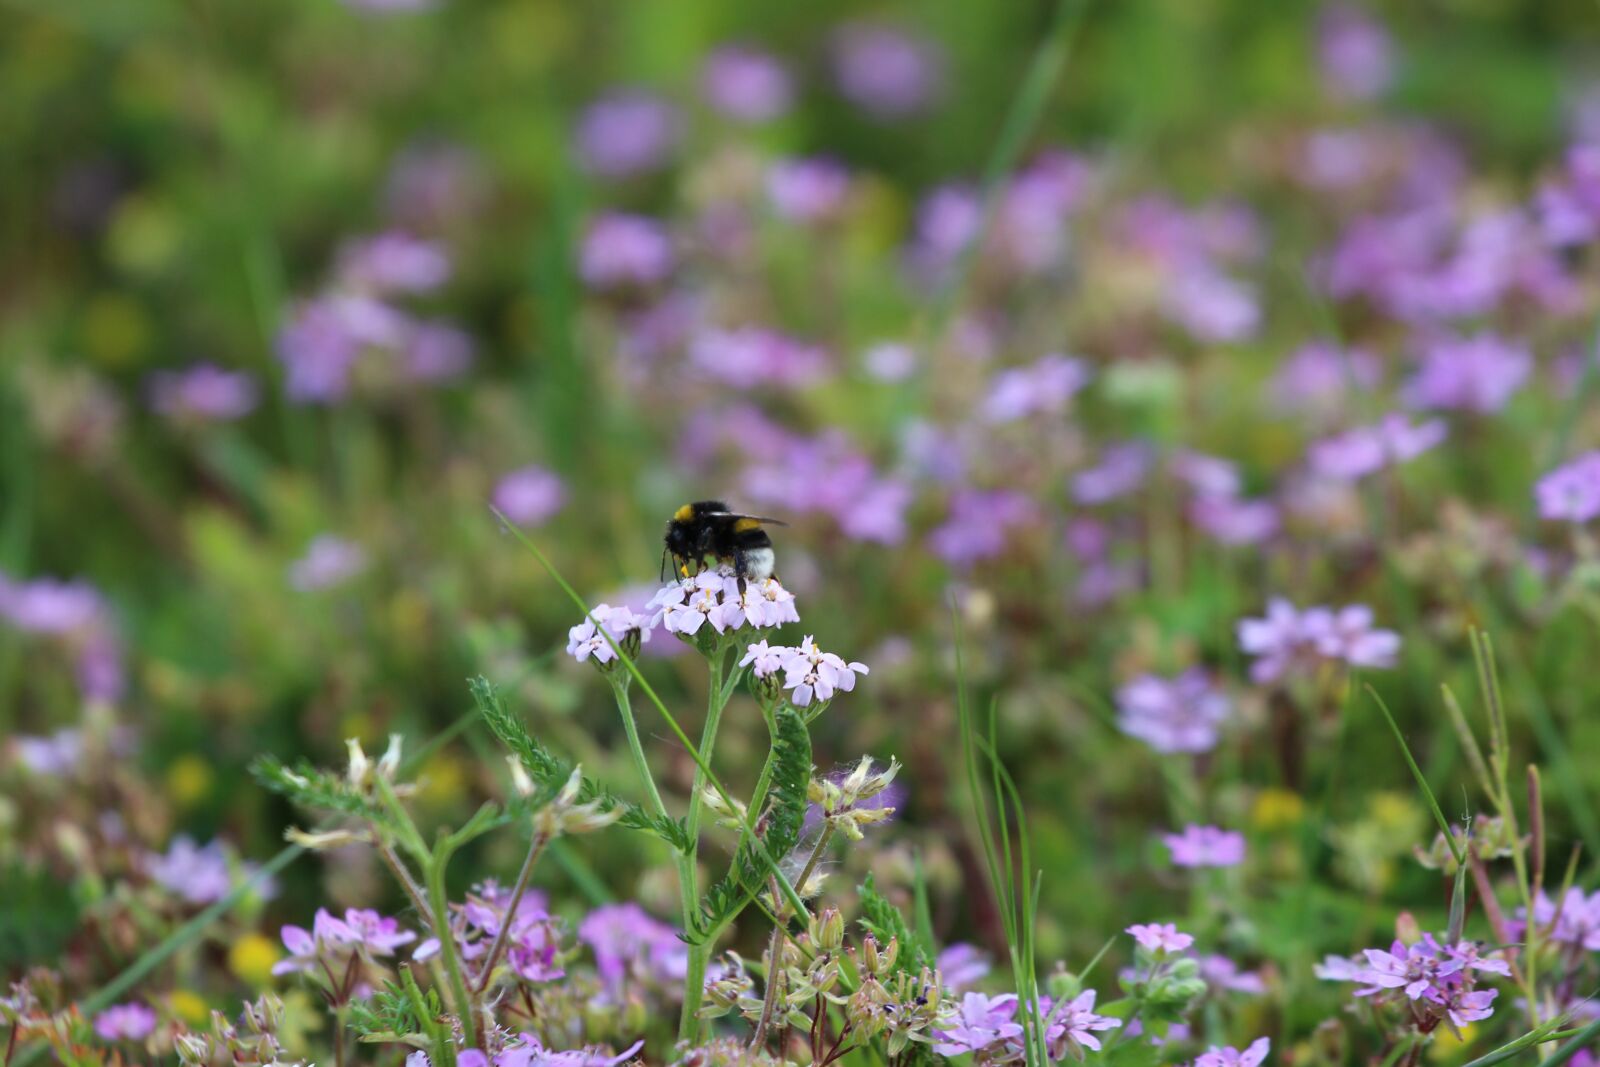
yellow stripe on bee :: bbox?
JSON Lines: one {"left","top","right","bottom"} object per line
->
{"left": 734, "top": 517, "right": 761, "bottom": 532}
{"left": 674, "top": 504, "right": 694, "bottom": 521}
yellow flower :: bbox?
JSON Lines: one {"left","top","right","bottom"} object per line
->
{"left": 168, "top": 990, "right": 209, "bottom": 1026}
{"left": 166, "top": 755, "right": 214, "bottom": 808}
{"left": 229, "top": 933, "right": 281, "bottom": 987}
{"left": 1252, "top": 787, "right": 1305, "bottom": 830}
{"left": 1431, "top": 1023, "right": 1476, "bottom": 1060}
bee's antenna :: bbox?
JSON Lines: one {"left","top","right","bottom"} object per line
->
{"left": 660, "top": 545, "right": 669, "bottom": 583}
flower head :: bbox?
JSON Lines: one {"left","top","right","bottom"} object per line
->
{"left": 1195, "top": 1036, "right": 1271, "bottom": 1067}
{"left": 1238, "top": 599, "right": 1400, "bottom": 683}
{"left": 566, "top": 604, "right": 652, "bottom": 665}
{"left": 781, "top": 635, "right": 869, "bottom": 707}
{"left": 1116, "top": 670, "right": 1231, "bottom": 754}
{"left": 1536, "top": 452, "right": 1600, "bottom": 524}
{"left": 94, "top": 1003, "right": 157, "bottom": 1042}
{"left": 288, "top": 535, "right": 368, "bottom": 592}
{"left": 148, "top": 363, "right": 258, "bottom": 422}
{"left": 1164, "top": 825, "right": 1246, "bottom": 868}
{"left": 701, "top": 46, "right": 793, "bottom": 122}
{"left": 493, "top": 466, "right": 567, "bottom": 527}
{"left": 1128, "top": 922, "right": 1195, "bottom": 954}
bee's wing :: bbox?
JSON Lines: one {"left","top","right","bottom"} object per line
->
{"left": 702, "top": 512, "right": 789, "bottom": 527}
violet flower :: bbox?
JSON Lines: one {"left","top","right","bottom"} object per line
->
{"left": 493, "top": 465, "right": 567, "bottom": 528}
{"left": 1128, "top": 923, "right": 1195, "bottom": 954}
{"left": 579, "top": 213, "right": 674, "bottom": 290}
{"left": 1536, "top": 452, "right": 1600, "bottom": 523}
{"left": 288, "top": 535, "right": 368, "bottom": 592}
{"left": 93, "top": 1003, "right": 157, "bottom": 1042}
{"left": 830, "top": 23, "right": 943, "bottom": 119}
{"left": 1116, "top": 669, "right": 1231, "bottom": 755}
{"left": 574, "top": 92, "right": 679, "bottom": 179}
{"left": 1403, "top": 332, "right": 1531, "bottom": 413}
{"left": 701, "top": 46, "right": 793, "bottom": 123}
{"left": 767, "top": 158, "right": 852, "bottom": 225}
{"left": 1195, "top": 1036, "right": 1271, "bottom": 1067}
{"left": 148, "top": 363, "right": 258, "bottom": 422}
{"left": 1163, "top": 825, "right": 1246, "bottom": 868}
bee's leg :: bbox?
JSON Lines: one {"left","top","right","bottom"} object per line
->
{"left": 733, "top": 548, "right": 748, "bottom": 584}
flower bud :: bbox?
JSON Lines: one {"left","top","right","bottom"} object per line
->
{"left": 345, "top": 738, "right": 371, "bottom": 789}
{"left": 813, "top": 906, "right": 845, "bottom": 951}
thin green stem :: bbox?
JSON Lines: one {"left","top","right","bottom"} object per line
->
{"left": 426, "top": 843, "right": 477, "bottom": 1050}
{"left": 608, "top": 677, "right": 672, "bottom": 823}
{"left": 678, "top": 644, "right": 732, "bottom": 1042}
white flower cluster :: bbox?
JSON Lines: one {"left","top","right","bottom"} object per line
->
{"left": 740, "top": 635, "right": 868, "bottom": 707}
{"left": 565, "top": 568, "right": 802, "bottom": 667}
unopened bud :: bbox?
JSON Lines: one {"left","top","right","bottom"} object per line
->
{"left": 377, "top": 734, "right": 403, "bottom": 780}
{"left": 345, "top": 738, "right": 370, "bottom": 788}
{"left": 813, "top": 906, "right": 845, "bottom": 951}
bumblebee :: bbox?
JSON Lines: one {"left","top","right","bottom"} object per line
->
{"left": 663, "top": 500, "right": 785, "bottom": 582}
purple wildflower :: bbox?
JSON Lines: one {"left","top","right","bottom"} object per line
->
{"left": 1238, "top": 599, "right": 1400, "bottom": 682}
{"left": 574, "top": 92, "right": 679, "bottom": 178}
{"left": 937, "top": 943, "right": 992, "bottom": 992}
{"left": 493, "top": 465, "right": 567, "bottom": 528}
{"left": 781, "top": 635, "right": 868, "bottom": 707}
{"left": 831, "top": 23, "right": 943, "bottom": 119}
{"left": 1198, "top": 955, "right": 1267, "bottom": 995}
{"left": 1516, "top": 888, "right": 1600, "bottom": 950}
{"left": 403, "top": 321, "right": 474, "bottom": 384}
{"left": 1536, "top": 452, "right": 1600, "bottom": 523}
{"left": 701, "top": 46, "right": 793, "bottom": 123}
{"left": 273, "top": 907, "right": 417, "bottom": 977}
{"left": 1195, "top": 1037, "right": 1271, "bottom": 1067}
{"left": 1163, "top": 268, "right": 1259, "bottom": 343}
{"left": 1318, "top": 4, "right": 1394, "bottom": 100}
{"left": 497, "top": 1034, "right": 645, "bottom": 1067}
{"left": 1043, "top": 990, "right": 1123, "bottom": 1057}
{"left": 93, "top": 1003, "right": 157, "bottom": 1042}
{"left": 148, "top": 363, "right": 258, "bottom": 422}
{"left": 1128, "top": 923, "right": 1195, "bottom": 954}
{"left": 1325, "top": 935, "right": 1507, "bottom": 1029}
{"left": 1308, "top": 413, "right": 1447, "bottom": 481}
{"left": 579, "top": 213, "right": 674, "bottom": 290}
{"left": 288, "top": 535, "right": 368, "bottom": 592}
{"left": 577, "top": 902, "right": 680, "bottom": 991}
{"left": 146, "top": 835, "right": 274, "bottom": 905}
{"left": 767, "top": 158, "right": 852, "bottom": 225}
{"left": 1191, "top": 495, "right": 1280, "bottom": 546}
{"left": 337, "top": 231, "right": 451, "bottom": 295}
{"left": 1404, "top": 333, "right": 1531, "bottom": 413}
{"left": 981, "top": 354, "right": 1091, "bottom": 424}
{"left": 566, "top": 605, "right": 652, "bottom": 665}
{"left": 689, "top": 327, "right": 830, "bottom": 388}
{"left": 932, "top": 992, "right": 1024, "bottom": 1057}
{"left": 1074, "top": 443, "right": 1154, "bottom": 505}
{"left": 927, "top": 489, "right": 1036, "bottom": 566}
{"left": 1163, "top": 825, "right": 1246, "bottom": 868}
{"left": 1116, "top": 670, "right": 1231, "bottom": 755}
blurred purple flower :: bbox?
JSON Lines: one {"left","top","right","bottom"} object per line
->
{"left": 981, "top": 354, "right": 1091, "bottom": 423}
{"left": 12, "top": 729, "right": 83, "bottom": 776}
{"left": 1268, "top": 342, "right": 1382, "bottom": 418}
{"left": 1191, "top": 495, "right": 1279, "bottom": 546}
{"left": 1307, "top": 414, "right": 1446, "bottom": 481}
{"left": 146, "top": 835, "right": 275, "bottom": 905}
{"left": 1116, "top": 669, "right": 1231, "bottom": 755}
{"left": 0, "top": 574, "right": 106, "bottom": 634}
{"left": 1164, "top": 268, "right": 1259, "bottom": 343}
{"left": 578, "top": 903, "right": 680, "bottom": 991}
{"left": 937, "top": 943, "right": 992, "bottom": 991}
{"left": 1196, "top": 1037, "right": 1272, "bottom": 1067}
{"left": 1318, "top": 4, "right": 1394, "bottom": 100}
{"left": 1516, "top": 888, "right": 1600, "bottom": 950}
{"left": 288, "top": 535, "right": 368, "bottom": 592}
{"left": 277, "top": 295, "right": 409, "bottom": 404}
{"left": 1128, "top": 922, "right": 1194, "bottom": 953}
{"left": 493, "top": 465, "right": 567, "bottom": 527}
{"left": 767, "top": 158, "right": 851, "bottom": 224}
{"left": 1073, "top": 443, "right": 1153, "bottom": 505}
{"left": 1199, "top": 954, "right": 1267, "bottom": 994}
{"left": 1164, "top": 825, "right": 1246, "bottom": 868}
{"left": 574, "top": 91, "right": 679, "bottom": 178}
{"left": 701, "top": 46, "right": 793, "bottom": 123}
{"left": 689, "top": 327, "right": 830, "bottom": 388}
{"left": 384, "top": 143, "right": 484, "bottom": 230}
{"left": 148, "top": 363, "right": 258, "bottom": 422}
{"left": 1536, "top": 452, "right": 1600, "bottom": 523}
{"left": 1238, "top": 599, "right": 1400, "bottom": 682}
{"left": 405, "top": 321, "right": 475, "bottom": 383}
{"left": 93, "top": 1003, "right": 157, "bottom": 1042}
{"left": 927, "top": 489, "right": 1036, "bottom": 566}
{"left": 579, "top": 213, "right": 674, "bottom": 289}
{"left": 831, "top": 23, "right": 943, "bottom": 119}
{"left": 863, "top": 341, "right": 917, "bottom": 382}
{"left": 337, "top": 232, "right": 451, "bottom": 294}
{"left": 1404, "top": 332, "right": 1531, "bottom": 413}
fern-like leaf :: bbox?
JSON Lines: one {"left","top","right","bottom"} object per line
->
{"left": 469, "top": 675, "right": 691, "bottom": 853}
{"left": 686, "top": 704, "right": 812, "bottom": 942}
{"left": 250, "top": 756, "right": 390, "bottom": 824}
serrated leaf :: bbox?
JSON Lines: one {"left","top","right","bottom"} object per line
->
{"left": 470, "top": 675, "right": 691, "bottom": 852}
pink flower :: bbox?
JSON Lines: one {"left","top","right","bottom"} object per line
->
{"left": 566, "top": 604, "right": 652, "bottom": 664}
{"left": 1195, "top": 1036, "right": 1271, "bottom": 1067}
{"left": 288, "top": 535, "right": 367, "bottom": 592}
{"left": 1536, "top": 452, "right": 1600, "bottom": 523}
{"left": 579, "top": 214, "right": 673, "bottom": 289}
{"left": 701, "top": 46, "right": 792, "bottom": 123}
{"left": 148, "top": 363, "right": 258, "bottom": 422}
{"left": 493, "top": 466, "right": 567, "bottom": 527}
{"left": 780, "top": 635, "right": 868, "bottom": 707}
{"left": 93, "top": 1003, "right": 157, "bottom": 1042}
{"left": 1163, "top": 825, "right": 1246, "bottom": 868}
{"left": 1128, "top": 922, "right": 1195, "bottom": 954}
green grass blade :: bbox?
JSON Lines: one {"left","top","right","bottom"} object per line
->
{"left": 1367, "top": 685, "right": 1465, "bottom": 867}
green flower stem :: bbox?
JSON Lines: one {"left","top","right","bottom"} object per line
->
{"left": 607, "top": 677, "right": 671, "bottom": 825}
{"left": 425, "top": 841, "right": 477, "bottom": 1050}
{"left": 678, "top": 644, "right": 733, "bottom": 1043}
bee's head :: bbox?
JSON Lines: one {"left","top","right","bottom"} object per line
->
{"left": 663, "top": 503, "right": 697, "bottom": 558}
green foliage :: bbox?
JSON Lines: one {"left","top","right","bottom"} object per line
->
{"left": 349, "top": 967, "right": 457, "bottom": 1067}
{"left": 469, "top": 675, "right": 691, "bottom": 852}
{"left": 249, "top": 755, "right": 389, "bottom": 824}
{"left": 687, "top": 704, "right": 812, "bottom": 942}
